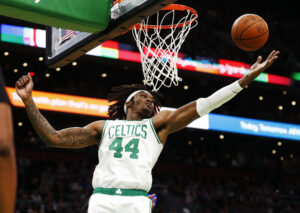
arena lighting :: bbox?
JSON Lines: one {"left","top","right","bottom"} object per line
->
{"left": 13, "top": 68, "right": 18, "bottom": 73}
{"left": 291, "top": 101, "right": 296, "bottom": 106}
{"left": 4, "top": 51, "right": 9, "bottom": 56}
{"left": 22, "top": 62, "right": 28, "bottom": 67}
{"left": 272, "top": 149, "right": 276, "bottom": 154}
{"left": 5, "top": 87, "right": 300, "bottom": 141}
{"left": 183, "top": 85, "right": 189, "bottom": 90}
{"left": 0, "top": 24, "right": 293, "bottom": 87}
{"left": 38, "top": 56, "right": 44, "bottom": 61}
{"left": 219, "top": 134, "right": 224, "bottom": 139}
{"left": 45, "top": 73, "right": 50, "bottom": 78}
{"left": 72, "top": 61, "right": 77, "bottom": 66}
{"left": 283, "top": 90, "right": 287, "bottom": 95}
{"left": 17, "top": 121, "right": 23, "bottom": 127}
{"left": 259, "top": 96, "right": 263, "bottom": 101}
{"left": 101, "top": 73, "right": 107, "bottom": 78}
{"left": 277, "top": 141, "right": 282, "bottom": 146}
{"left": 290, "top": 154, "right": 294, "bottom": 158}
{"left": 292, "top": 72, "right": 300, "bottom": 81}
{"left": 56, "top": 67, "right": 61, "bottom": 72}
{"left": 278, "top": 105, "right": 283, "bottom": 111}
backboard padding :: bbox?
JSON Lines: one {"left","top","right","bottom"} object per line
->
{"left": 46, "top": 0, "right": 177, "bottom": 68}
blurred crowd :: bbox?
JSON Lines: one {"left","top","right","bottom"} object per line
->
{"left": 15, "top": 153, "right": 300, "bottom": 213}
{"left": 16, "top": 158, "right": 92, "bottom": 213}
{"left": 13, "top": 130, "right": 300, "bottom": 213}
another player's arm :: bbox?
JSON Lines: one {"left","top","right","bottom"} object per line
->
{"left": 16, "top": 73, "right": 104, "bottom": 148}
{"left": 153, "top": 50, "right": 279, "bottom": 142}
{"left": 0, "top": 71, "right": 17, "bottom": 213}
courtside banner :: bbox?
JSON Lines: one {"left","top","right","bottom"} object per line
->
{"left": 209, "top": 114, "right": 300, "bottom": 141}
{"left": 5, "top": 87, "right": 110, "bottom": 117}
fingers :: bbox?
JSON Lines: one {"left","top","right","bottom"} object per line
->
{"left": 148, "top": 194, "right": 155, "bottom": 199}
{"left": 15, "top": 81, "right": 22, "bottom": 88}
{"left": 271, "top": 50, "right": 280, "bottom": 61}
{"left": 267, "top": 50, "right": 276, "bottom": 61}
{"left": 256, "top": 56, "right": 262, "bottom": 64}
{"left": 153, "top": 196, "right": 157, "bottom": 203}
{"left": 15, "top": 74, "right": 30, "bottom": 89}
{"left": 267, "top": 50, "right": 280, "bottom": 61}
{"left": 27, "top": 72, "right": 33, "bottom": 82}
{"left": 267, "top": 50, "right": 280, "bottom": 66}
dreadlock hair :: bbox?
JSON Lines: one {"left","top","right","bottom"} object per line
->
{"left": 107, "top": 84, "right": 162, "bottom": 120}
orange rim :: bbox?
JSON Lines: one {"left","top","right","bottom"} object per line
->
{"left": 113, "top": 0, "right": 123, "bottom": 5}
{"left": 133, "top": 4, "right": 198, "bottom": 30}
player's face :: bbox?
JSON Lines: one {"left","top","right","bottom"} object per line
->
{"left": 132, "top": 91, "right": 155, "bottom": 118}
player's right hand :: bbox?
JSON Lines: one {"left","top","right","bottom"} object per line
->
{"left": 15, "top": 73, "right": 34, "bottom": 101}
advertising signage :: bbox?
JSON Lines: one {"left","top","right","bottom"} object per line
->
{"left": 6, "top": 87, "right": 300, "bottom": 141}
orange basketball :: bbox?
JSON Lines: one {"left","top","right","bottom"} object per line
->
{"left": 231, "top": 14, "right": 269, "bottom": 51}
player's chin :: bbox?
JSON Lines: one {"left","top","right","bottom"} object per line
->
{"left": 142, "top": 107, "right": 154, "bottom": 118}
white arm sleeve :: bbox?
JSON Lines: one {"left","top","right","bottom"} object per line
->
{"left": 196, "top": 80, "right": 243, "bottom": 117}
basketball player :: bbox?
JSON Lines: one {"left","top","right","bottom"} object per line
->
{"left": 15, "top": 50, "right": 279, "bottom": 212}
{"left": 0, "top": 68, "right": 17, "bottom": 213}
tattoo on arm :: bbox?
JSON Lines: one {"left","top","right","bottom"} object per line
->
{"left": 25, "top": 102, "right": 56, "bottom": 144}
{"left": 25, "top": 101, "right": 98, "bottom": 148}
{"left": 56, "top": 128, "right": 96, "bottom": 148}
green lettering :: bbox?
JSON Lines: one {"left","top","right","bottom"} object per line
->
{"left": 125, "top": 138, "right": 139, "bottom": 159}
{"left": 109, "top": 138, "right": 140, "bottom": 159}
{"left": 109, "top": 137, "right": 123, "bottom": 158}
{"left": 141, "top": 125, "right": 147, "bottom": 139}
{"left": 115, "top": 125, "right": 121, "bottom": 136}
{"left": 121, "top": 125, "right": 126, "bottom": 136}
{"left": 135, "top": 124, "right": 141, "bottom": 137}
{"left": 108, "top": 126, "right": 115, "bottom": 139}
{"left": 126, "top": 125, "right": 131, "bottom": 135}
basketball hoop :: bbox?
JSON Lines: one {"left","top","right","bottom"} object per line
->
{"left": 132, "top": 4, "right": 198, "bottom": 91}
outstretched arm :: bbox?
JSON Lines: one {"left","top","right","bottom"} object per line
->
{"left": 16, "top": 73, "right": 104, "bottom": 148}
{"left": 238, "top": 50, "right": 279, "bottom": 87}
{"left": 153, "top": 50, "right": 279, "bottom": 143}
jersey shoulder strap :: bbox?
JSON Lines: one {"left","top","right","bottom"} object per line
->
{"left": 99, "top": 120, "right": 110, "bottom": 145}
{"left": 148, "top": 118, "right": 163, "bottom": 145}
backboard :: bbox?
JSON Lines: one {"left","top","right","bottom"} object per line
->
{"left": 46, "top": 0, "right": 177, "bottom": 68}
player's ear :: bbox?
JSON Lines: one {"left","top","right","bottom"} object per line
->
{"left": 126, "top": 101, "right": 133, "bottom": 111}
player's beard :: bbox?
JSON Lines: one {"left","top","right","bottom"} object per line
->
{"left": 141, "top": 106, "right": 154, "bottom": 118}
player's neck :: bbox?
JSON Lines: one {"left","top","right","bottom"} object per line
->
{"left": 125, "top": 111, "right": 144, "bottom": 121}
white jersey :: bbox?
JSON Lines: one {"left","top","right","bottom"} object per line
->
{"left": 92, "top": 118, "right": 163, "bottom": 192}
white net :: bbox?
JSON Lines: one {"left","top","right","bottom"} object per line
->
{"left": 132, "top": 5, "right": 198, "bottom": 91}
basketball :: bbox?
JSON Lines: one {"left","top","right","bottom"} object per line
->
{"left": 231, "top": 14, "right": 269, "bottom": 51}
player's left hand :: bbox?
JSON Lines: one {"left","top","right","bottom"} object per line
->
{"left": 238, "top": 50, "right": 279, "bottom": 88}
